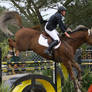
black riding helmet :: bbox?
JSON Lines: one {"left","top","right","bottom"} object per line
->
{"left": 58, "top": 6, "right": 66, "bottom": 13}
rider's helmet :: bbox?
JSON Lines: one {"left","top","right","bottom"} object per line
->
{"left": 58, "top": 6, "right": 66, "bottom": 13}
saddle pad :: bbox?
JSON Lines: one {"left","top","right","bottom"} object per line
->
{"left": 38, "top": 34, "right": 61, "bottom": 49}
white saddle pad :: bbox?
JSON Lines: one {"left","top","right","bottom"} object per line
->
{"left": 38, "top": 34, "right": 61, "bottom": 49}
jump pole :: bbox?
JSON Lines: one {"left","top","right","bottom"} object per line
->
{"left": 0, "top": 48, "right": 2, "bottom": 84}
{"left": 53, "top": 62, "right": 57, "bottom": 92}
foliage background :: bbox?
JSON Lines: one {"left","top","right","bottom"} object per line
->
{"left": 0, "top": 0, "right": 92, "bottom": 91}
{"left": 0, "top": 0, "right": 92, "bottom": 40}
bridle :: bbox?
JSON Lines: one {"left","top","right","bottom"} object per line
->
{"left": 88, "top": 29, "right": 92, "bottom": 36}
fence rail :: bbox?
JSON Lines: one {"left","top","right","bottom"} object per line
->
{"left": 2, "top": 66, "right": 54, "bottom": 72}
{"left": 2, "top": 60, "right": 53, "bottom": 65}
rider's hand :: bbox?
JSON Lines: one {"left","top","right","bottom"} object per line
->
{"left": 64, "top": 32, "right": 70, "bottom": 38}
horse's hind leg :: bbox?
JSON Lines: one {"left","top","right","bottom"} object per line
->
{"left": 71, "top": 60, "right": 82, "bottom": 81}
{"left": 63, "top": 61, "right": 81, "bottom": 92}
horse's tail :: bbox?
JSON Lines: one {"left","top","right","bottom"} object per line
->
{"left": 0, "top": 11, "right": 23, "bottom": 36}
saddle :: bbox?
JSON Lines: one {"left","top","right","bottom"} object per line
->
{"left": 42, "top": 31, "right": 53, "bottom": 45}
{"left": 38, "top": 31, "right": 61, "bottom": 49}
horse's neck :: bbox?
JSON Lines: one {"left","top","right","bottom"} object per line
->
{"left": 68, "top": 32, "right": 86, "bottom": 51}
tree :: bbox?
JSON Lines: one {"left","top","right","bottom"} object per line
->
{"left": 1, "top": 0, "right": 92, "bottom": 30}
{"left": 1, "top": 0, "right": 67, "bottom": 29}
{"left": 65, "top": 0, "right": 92, "bottom": 29}
{"left": 9, "top": 0, "right": 63, "bottom": 29}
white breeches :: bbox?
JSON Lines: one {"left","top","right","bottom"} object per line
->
{"left": 45, "top": 26, "right": 60, "bottom": 42}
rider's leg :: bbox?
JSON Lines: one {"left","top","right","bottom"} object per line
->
{"left": 44, "top": 28, "right": 60, "bottom": 55}
{"left": 44, "top": 40, "right": 58, "bottom": 55}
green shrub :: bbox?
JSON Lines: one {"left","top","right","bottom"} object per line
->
{"left": 0, "top": 81, "right": 10, "bottom": 92}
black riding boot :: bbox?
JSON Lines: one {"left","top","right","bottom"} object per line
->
{"left": 44, "top": 40, "right": 58, "bottom": 56}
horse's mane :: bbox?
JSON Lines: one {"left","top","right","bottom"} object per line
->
{"left": 71, "top": 25, "right": 88, "bottom": 34}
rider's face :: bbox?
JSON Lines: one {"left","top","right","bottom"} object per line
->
{"left": 61, "top": 11, "right": 66, "bottom": 16}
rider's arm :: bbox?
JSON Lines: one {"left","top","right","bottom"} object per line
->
{"left": 57, "top": 14, "right": 70, "bottom": 37}
{"left": 57, "top": 15, "right": 67, "bottom": 33}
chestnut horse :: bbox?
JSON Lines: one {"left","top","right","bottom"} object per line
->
{"left": 2, "top": 11, "right": 92, "bottom": 92}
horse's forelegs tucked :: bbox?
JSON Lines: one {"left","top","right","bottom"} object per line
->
{"left": 63, "top": 61, "right": 81, "bottom": 92}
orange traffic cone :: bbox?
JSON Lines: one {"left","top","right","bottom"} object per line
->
{"left": 88, "top": 85, "right": 92, "bottom": 92}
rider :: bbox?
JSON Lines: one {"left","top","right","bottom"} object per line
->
{"left": 44, "top": 6, "right": 70, "bottom": 55}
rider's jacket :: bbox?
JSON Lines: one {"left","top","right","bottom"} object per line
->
{"left": 46, "top": 12, "right": 67, "bottom": 33}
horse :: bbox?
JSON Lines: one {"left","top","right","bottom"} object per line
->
{"left": 2, "top": 11, "right": 92, "bottom": 92}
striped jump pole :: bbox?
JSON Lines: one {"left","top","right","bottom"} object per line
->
{"left": 2, "top": 65, "right": 54, "bottom": 72}
{"left": 2, "top": 60, "right": 53, "bottom": 65}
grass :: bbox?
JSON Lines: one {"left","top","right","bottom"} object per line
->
{"left": 62, "top": 71, "right": 92, "bottom": 92}
{"left": 0, "top": 81, "right": 10, "bottom": 92}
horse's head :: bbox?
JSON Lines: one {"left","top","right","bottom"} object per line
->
{"left": 68, "top": 25, "right": 92, "bottom": 46}
{"left": 86, "top": 28, "right": 92, "bottom": 45}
